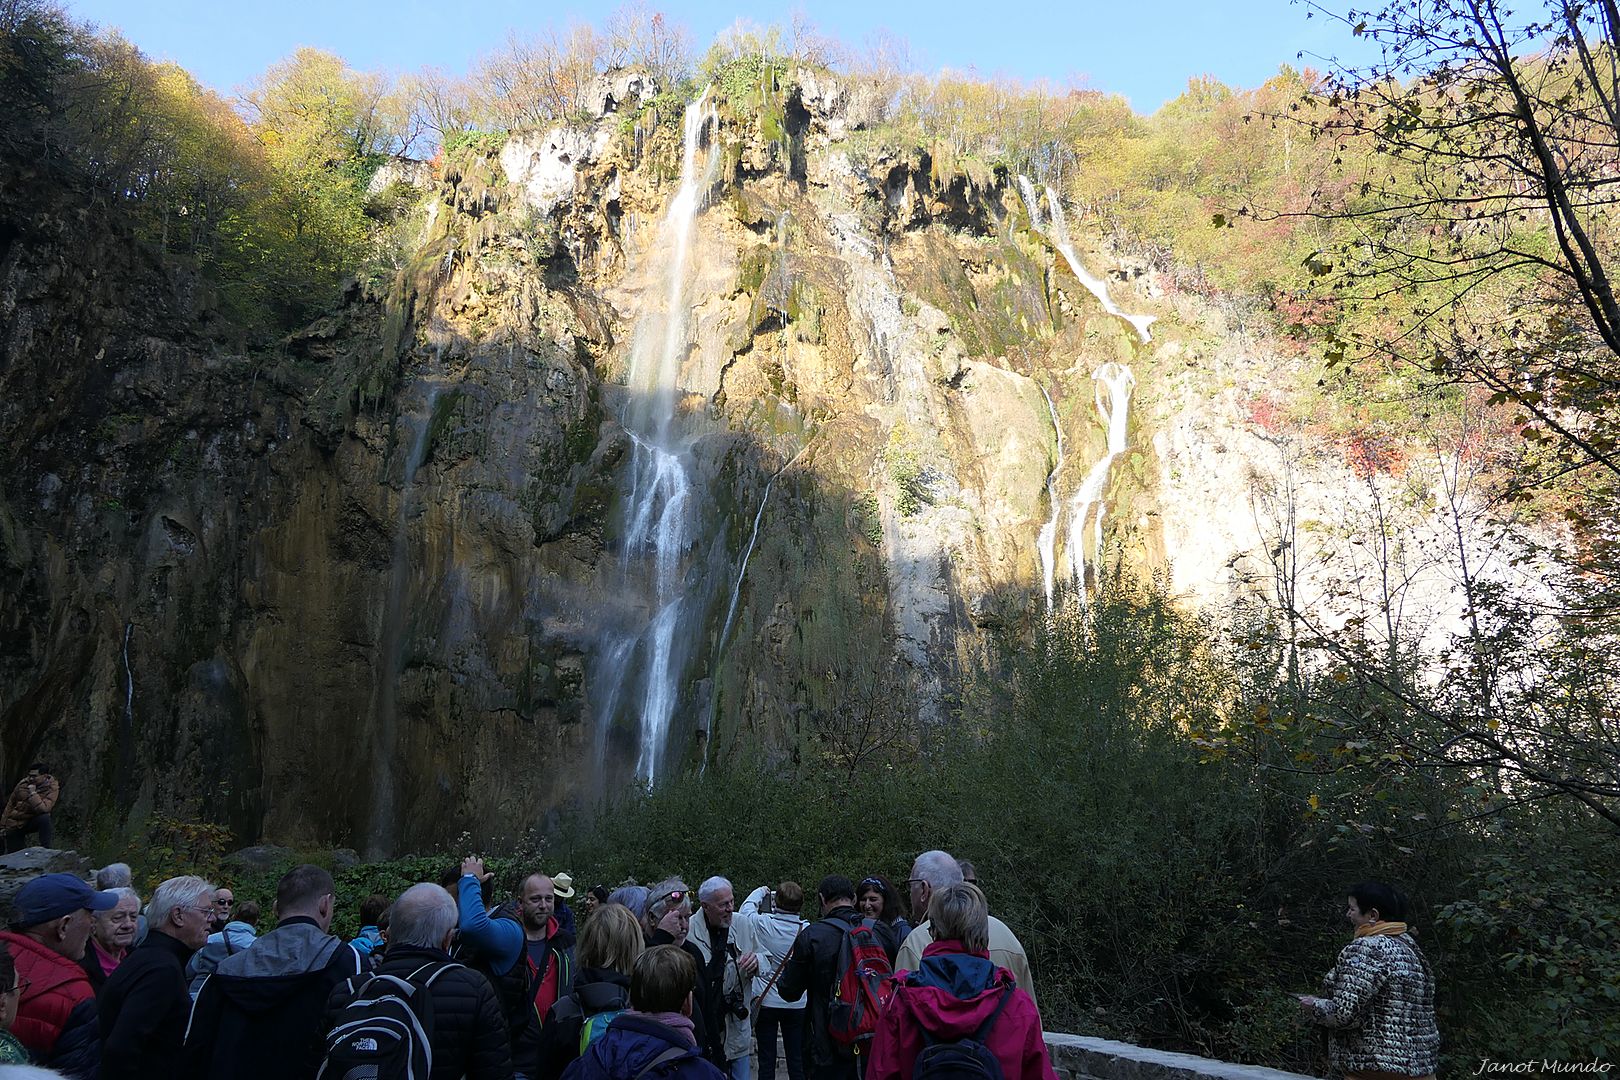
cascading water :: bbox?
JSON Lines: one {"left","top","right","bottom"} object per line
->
{"left": 1018, "top": 176, "right": 1156, "bottom": 343}
{"left": 368, "top": 382, "right": 440, "bottom": 858}
{"left": 1066, "top": 363, "right": 1136, "bottom": 596}
{"left": 593, "top": 89, "right": 720, "bottom": 786}
{"left": 1036, "top": 383, "right": 1066, "bottom": 610}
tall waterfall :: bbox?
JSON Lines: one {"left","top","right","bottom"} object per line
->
{"left": 1036, "top": 383, "right": 1065, "bottom": 611}
{"left": 1067, "top": 363, "right": 1135, "bottom": 594}
{"left": 1018, "top": 176, "right": 1156, "bottom": 343}
{"left": 368, "top": 381, "right": 441, "bottom": 857}
{"left": 595, "top": 89, "right": 719, "bottom": 785}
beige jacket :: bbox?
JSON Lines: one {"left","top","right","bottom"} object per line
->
{"left": 896, "top": 914, "right": 1038, "bottom": 1011}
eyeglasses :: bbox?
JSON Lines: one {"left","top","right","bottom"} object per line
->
{"left": 659, "top": 890, "right": 687, "bottom": 906}
{"left": 213, "top": 898, "right": 234, "bottom": 907}
{"left": 2, "top": 979, "right": 29, "bottom": 996}
{"left": 905, "top": 878, "right": 926, "bottom": 887}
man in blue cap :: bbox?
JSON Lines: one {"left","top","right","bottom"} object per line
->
{"left": 0, "top": 872, "right": 119, "bottom": 1078}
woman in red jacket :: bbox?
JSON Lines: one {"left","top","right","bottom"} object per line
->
{"left": 867, "top": 883, "right": 1054, "bottom": 1080}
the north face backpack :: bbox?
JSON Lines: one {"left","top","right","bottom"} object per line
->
{"left": 911, "top": 985, "right": 1015, "bottom": 1080}
{"left": 318, "top": 961, "right": 460, "bottom": 1080}
{"left": 826, "top": 917, "right": 896, "bottom": 1055}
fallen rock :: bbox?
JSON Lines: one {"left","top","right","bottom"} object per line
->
{"left": 0, "top": 848, "right": 92, "bottom": 916}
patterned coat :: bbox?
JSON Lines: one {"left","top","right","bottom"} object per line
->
{"left": 1307, "top": 932, "right": 1440, "bottom": 1076}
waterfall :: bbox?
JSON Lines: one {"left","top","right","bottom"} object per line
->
{"left": 594, "top": 89, "right": 719, "bottom": 786}
{"left": 1066, "top": 363, "right": 1136, "bottom": 596}
{"left": 1036, "top": 383, "right": 1065, "bottom": 611}
{"left": 368, "top": 382, "right": 441, "bottom": 858}
{"left": 120, "top": 621, "right": 134, "bottom": 725}
{"left": 1018, "top": 176, "right": 1156, "bottom": 343}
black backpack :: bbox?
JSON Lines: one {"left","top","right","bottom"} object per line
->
{"left": 318, "top": 961, "right": 460, "bottom": 1080}
{"left": 911, "top": 985, "right": 1015, "bottom": 1080}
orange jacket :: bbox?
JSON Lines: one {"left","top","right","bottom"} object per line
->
{"left": 1, "top": 773, "right": 59, "bottom": 830}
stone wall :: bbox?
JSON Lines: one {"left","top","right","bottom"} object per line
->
{"left": 1046, "top": 1033, "right": 1318, "bottom": 1080}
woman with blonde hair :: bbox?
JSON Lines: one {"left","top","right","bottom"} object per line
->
{"left": 537, "top": 902, "right": 646, "bottom": 1080}
{"left": 868, "top": 883, "right": 1055, "bottom": 1080}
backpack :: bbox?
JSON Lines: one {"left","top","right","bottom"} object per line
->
{"left": 317, "top": 961, "right": 460, "bottom": 1080}
{"left": 911, "top": 985, "right": 1014, "bottom": 1080}
{"left": 549, "top": 979, "right": 631, "bottom": 1054}
{"left": 826, "top": 917, "right": 896, "bottom": 1056}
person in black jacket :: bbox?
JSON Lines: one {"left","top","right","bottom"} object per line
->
{"left": 181, "top": 863, "right": 367, "bottom": 1080}
{"left": 775, "top": 876, "right": 899, "bottom": 1080}
{"left": 99, "top": 875, "right": 214, "bottom": 1079}
{"left": 537, "top": 902, "right": 642, "bottom": 1080}
{"left": 327, "top": 883, "right": 513, "bottom": 1080}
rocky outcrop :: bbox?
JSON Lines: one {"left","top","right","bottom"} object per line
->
{"left": 0, "top": 849, "right": 91, "bottom": 914}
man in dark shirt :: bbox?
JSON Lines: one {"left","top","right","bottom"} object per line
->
{"left": 99, "top": 875, "right": 214, "bottom": 1079}
{"left": 775, "top": 875, "right": 897, "bottom": 1080}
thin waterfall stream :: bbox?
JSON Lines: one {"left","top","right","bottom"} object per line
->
{"left": 1018, "top": 176, "right": 1141, "bottom": 606}
{"left": 1036, "top": 383, "right": 1066, "bottom": 611}
{"left": 1018, "top": 176, "right": 1156, "bottom": 344}
{"left": 1066, "top": 363, "right": 1136, "bottom": 597}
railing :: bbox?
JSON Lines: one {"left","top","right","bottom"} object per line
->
{"left": 1045, "top": 1032, "right": 1319, "bottom": 1080}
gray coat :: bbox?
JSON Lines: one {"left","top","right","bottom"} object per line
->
{"left": 1307, "top": 931, "right": 1441, "bottom": 1076}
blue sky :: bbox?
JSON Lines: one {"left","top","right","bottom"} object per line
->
{"left": 64, "top": 0, "right": 1361, "bottom": 114}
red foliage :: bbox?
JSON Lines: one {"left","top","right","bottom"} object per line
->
{"left": 1344, "top": 432, "right": 1406, "bottom": 478}
{"left": 1245, "top": 395, "right": 1287, "bottom": 432}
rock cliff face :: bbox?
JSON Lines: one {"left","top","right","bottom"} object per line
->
{"left": 0, "top": 68, "right": 1517, "bottom": 852}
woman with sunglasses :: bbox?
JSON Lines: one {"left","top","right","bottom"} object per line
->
{"left": 856, "top": 876, "right": 912, "bottom": 945}
{"left": 0, "top": 943, "right": 31, "bottom": 1064}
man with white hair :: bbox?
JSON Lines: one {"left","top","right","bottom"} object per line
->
{"left": 895, "top": 850, "right": 1037, "bottom": 1009}
{"left": 98, "top": 874, "right": 214, "bottom": 1079}
{"left": 689, "top": 876, "right": 758, "bottom": 1080}
{"left": 325, "top": 883, "right": 512, "bottom": 1080}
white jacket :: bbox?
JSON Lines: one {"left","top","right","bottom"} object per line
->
{"left": 736, "top": 886, "right": 808, "bottom": 1010}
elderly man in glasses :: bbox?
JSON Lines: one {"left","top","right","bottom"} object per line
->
{"left": 895, "top": 850, "right": 1037, "bottom": 1011}
{"left": 206, "top": 888, "right": 234, "bottom": 934}
{"left": 687, "top": 877, "right": 759, "bottom": 1080}
{"left": 100, "top": 875, "right": 215, "bottom": 1079}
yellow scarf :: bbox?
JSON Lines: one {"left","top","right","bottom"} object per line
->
{"left": 1354, "top": 920, "right": 1409, "bottom": 939}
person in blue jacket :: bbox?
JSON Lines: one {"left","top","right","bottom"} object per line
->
{"left": 456, "top": 857, "right": 576, "bottom": 1078}
{"left": 564, "top": 944, "right": 724, "bottom": 1080}
{"left": 347, "top": 893, "right": 390, "bottom": 964}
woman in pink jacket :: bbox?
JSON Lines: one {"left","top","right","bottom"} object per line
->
{"left": 867, "top": 883, "right": 1055, "bottom": 1080}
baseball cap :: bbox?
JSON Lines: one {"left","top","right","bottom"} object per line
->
{"left": 11, "top": 873, "right": 120, "bottom": 927}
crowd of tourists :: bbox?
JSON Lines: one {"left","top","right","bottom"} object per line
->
{"left": 0, "top": 835, "right": 1441, "bottom": 1080}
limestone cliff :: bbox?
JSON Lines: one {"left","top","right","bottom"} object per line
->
{"left": 0, "top": 67, "right": 1522, "bottom": 852}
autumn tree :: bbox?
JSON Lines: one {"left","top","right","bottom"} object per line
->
{"left": 1227, "top": 0, "right": 1620, "bottom": 830}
